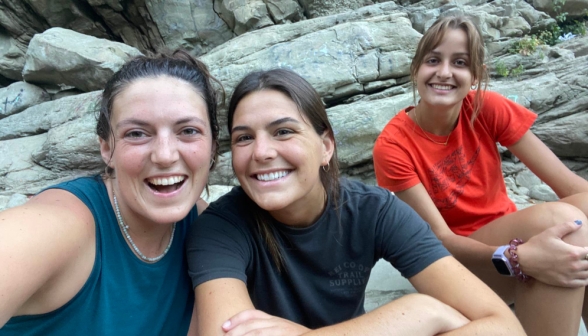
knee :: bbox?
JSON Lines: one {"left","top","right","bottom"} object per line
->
{"left": 543, "top": 202, "right": 586, "bottom": 228}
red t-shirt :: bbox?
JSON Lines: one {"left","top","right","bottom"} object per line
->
{"left": 373, "top": 91, "right": 537, "bottom": 236}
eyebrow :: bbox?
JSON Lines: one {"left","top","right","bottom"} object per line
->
{"left": 430, "top": 51, "right": 470, "bottom": 56}
{"left": 115, "top": 116, "right": 208, "bottom": 129}
{"left": 231, "top": 117, "right": 300, "bottom": 133}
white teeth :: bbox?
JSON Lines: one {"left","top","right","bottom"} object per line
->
{"left": 256, "top": 170, "right": 289, "bottom": 181}
{"left": 431, "top": 84, "right": 453, "bottom": 90}
{"left": 147, "top": 176, "right": 185, "bottom": 186}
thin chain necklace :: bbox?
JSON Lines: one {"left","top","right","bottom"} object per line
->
{"left": 113, "top": 194, "right": 176, "bottom": 263}
{"left": 413, "top": 106, "right": 454, "bottom": 146}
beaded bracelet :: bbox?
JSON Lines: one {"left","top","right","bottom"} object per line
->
{"left": 508, "top": 238, "right": 531, "bottom": 282}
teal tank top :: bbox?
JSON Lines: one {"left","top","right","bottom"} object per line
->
{"left": 1, "top": 176, "right": 196, "bottom": 335}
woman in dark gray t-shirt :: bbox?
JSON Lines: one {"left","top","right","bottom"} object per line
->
{"left": 187, "top": 69, "right": 524, "bottom": 336}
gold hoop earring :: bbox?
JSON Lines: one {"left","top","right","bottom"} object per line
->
{"left": 322, "top": 163, "right": 330, "bottom": 172}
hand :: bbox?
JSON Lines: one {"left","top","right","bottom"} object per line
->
{"left": 222, "top": 309, "right": 310, "bottom": 336}
{"left": 516, "top": 221, "right": 588, "bottom": 287}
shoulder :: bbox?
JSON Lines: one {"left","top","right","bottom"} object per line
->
{"left": 339, "top": 179, "right": 395, "bottom": 211}
{"left": 191, "top": 186, "right": 254, "bottom": 237}
{"left": 377, "top": 108, "right": 413, "bottom": 143}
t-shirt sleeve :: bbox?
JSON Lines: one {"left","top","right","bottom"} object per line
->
{"left": 373, "top": 134, "right": 420, "bottom": 192}
{"left": 374, "top": 192, "right": 450, "bottom": 278}
{"left": 186, "top": 211, "right": 251, "bottom": 289}
{"left": 480, "top": 91, "right": 537, "bottom": 146}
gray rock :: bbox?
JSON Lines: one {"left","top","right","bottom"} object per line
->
{"left": 265, "top": 0, "right": 305, "bottom": 24}
{"left": 90, "top": 2, "right": 164, "bottom": 54}
{"left": 22, "top": 28, "right": 143, "bottom": 92}
{"left": 529, "top": 184, "right": 559, "bottom": 202}
{"left": 0, "top": 82, "right": 50, "bottom": 119}
{"left": 0, "top": 91, "right": 101, "bottom": 141}
{"left": 532, "top": 0, "right": 588, "bottom": 19}
{"left": 214, "top": 0, "right": 275, "bottom": 35}
{"left": 0, "top": 195, "right": 9, "bottom": 212}
{"left": 209, "top": 152, "right": 239, "bottom": 186}
{"left": 327, "top": 93, "right": 414, "bottom": 168}
{"left": 533, "top": 112, "right": 588, "bottom": 158}
{"left": 364, "top": 259, "right": 415, "bottom": 312}
{"left": 202, "top": 185, "right": 234, "bottom": 204}
{"left": 24, "top": 0, "right": 111, "bottom": 39}
{"left": 515, "top": 169, "right": 542, "bottom": 190}
{"left": 558, "top": 35, "right": 588, "bottom": 57}
{"left": 203, "top": 10, "right": 419, "bottom": 138}
{"left": 145, "top": 0, "right": 234, "bottom": 55}
{"left": 298, "top": 0, "right": 395, "bottom": 19}
{"left": 6, "top": 193, "right": 28, "bottom": 208}
{"left": 31, "top": 113, "right": 104, "bottom": 172}
{"left": 0, "top": 31, "right": 26, "bottom": 81}
{"left": 0, "top": 132, "right": 95, "bottom": 195}
{"left": 517, "top": 186, "right": 530, "bottom": 197}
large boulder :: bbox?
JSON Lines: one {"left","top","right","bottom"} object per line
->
{"left": 22, "top": 28, "right": 142, "bottom": 92}
{"left": 0, "top": 90, "right": 101, "bottom": 141}
{"left": 532, "top": 0, "right": 588, "bottom": 19}
{"left": 0, "top": 32, "right": 26, "bottom": 81}
{"left": 0, "top": 82, "right": 50, "bottom": 119}
{"left": 145, "top": 0, "right": 235, "bottom": 55}
{"left": 202, "top": 5, "right": 418, "bottom": 138}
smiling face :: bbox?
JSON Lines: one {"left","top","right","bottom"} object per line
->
{"left": 416, "top": 28, "right": 476, "bottom": 113}
{"left": 230, "top": 89, "right": 334, "bottom": 226}
{"left": 100, "top": 76, "right": 214, "bottom": 227}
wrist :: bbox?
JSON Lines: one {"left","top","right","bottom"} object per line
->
{"left": 508, "top": 238, "right": 531, "bottom": 282}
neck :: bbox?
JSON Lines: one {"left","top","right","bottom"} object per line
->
{"left": 106, "top": 180, "right": 174, "bottom": 258}
{"left": 413, "top": 100, "right": 462, "bottom": 136}
{"left": 269, "top": 186, "right": 328, "bottom": 228}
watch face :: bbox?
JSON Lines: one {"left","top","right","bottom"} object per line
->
{"left": 492, "top": 258, "right": 511, "bottom": 276}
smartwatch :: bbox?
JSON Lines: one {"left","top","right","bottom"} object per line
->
{"left": 492, "top": 245, "right": 514, "bottom": 276}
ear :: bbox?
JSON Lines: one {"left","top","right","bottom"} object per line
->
{"left": 99, "top": 137, "right": 114, "bottom": 168}
{"left": 320, "top": 130, "right": 335, "bottom": 166}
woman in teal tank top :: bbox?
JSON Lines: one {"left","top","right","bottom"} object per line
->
{"left": 0, "top": 50, "right": 220, "bottom": 335}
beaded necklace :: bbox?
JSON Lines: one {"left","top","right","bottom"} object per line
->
{"left": 113, "top": 194, "right": 176, "bottom": 263}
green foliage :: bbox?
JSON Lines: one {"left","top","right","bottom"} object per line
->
{"left": 510, "top": 64, "right": 525, "bottom": 78}
{"left": 510, "top": 36, "right": 542, "bottom": 55}
{"left": 495, "top": 61, "right": 510, "bottom": 77}
{"left": 494, "top": 61, "right": 524, "bottom": 78}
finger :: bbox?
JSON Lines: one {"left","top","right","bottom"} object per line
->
{"left": 223, "top": 310, "right": 270, "bottom": 332}
{"left": 547, "top": 220, "right": 583, "bottom": 239}
{"left": 225, "top": 320, "right": 275, "bottom": 336}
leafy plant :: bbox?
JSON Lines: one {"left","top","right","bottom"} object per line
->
{"left": 510, "top": 64, "right": 525, "bottom": 77}
{"left": 510, "top": 36, "right": 542, "bottom": 55}
{"left": 495, "top": 61, "right": 510, "bottom": 77}
{"left": 494, "top": 62, "right": 525, "bottom": 78}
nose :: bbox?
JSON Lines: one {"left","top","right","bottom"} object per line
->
{"left": 436, "top": 60, "right": 452, "bottom": 79}
{"left": 252, "top": 134, "right": 277, "bottom": 162}
{"left": 151, "top": 133, "right": 179, "bottom": 167}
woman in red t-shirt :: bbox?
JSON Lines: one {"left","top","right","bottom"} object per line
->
{"left": 374, "top": 15, "right": 588, "bottom": 336}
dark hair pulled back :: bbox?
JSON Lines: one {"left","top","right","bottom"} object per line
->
{"left": 97, "top": 49, "right": 221, "bottom": 176}
{"left": 227, "top": 69, "right": 340, "bottom": 271}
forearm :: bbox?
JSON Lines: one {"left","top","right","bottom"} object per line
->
{"left": 441, "top": 314, "right": 523, "bottom": 336}
{"left": 304, "top": 294, "right": 468, "bottom": 336}
{"left": 439, "top": 234, "right": 497, "bottom": 273}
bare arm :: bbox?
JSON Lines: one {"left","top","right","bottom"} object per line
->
{"left": 0, "top": 189, "right": 94, "bottom": 327}
{"left": 395, "top": 184, "right": 497, "bottom": 272}
{"left": 191, "top": 278, "right": 256, "bottom": 336}
{"left": 508, "top": 130, "right": 588, "bottom": 197}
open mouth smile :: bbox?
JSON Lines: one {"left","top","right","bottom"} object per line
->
{"left": 255, "top": 170, "right": 290, "bottom": 182}
{"left": 429, "top": 84, "right": 455, "bottom": 90}
{"left": 146, "top": 175, "right": 186, "bottom": 193}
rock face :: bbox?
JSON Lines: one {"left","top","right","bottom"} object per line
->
{"left": 0, "top": 0, "right": 585, "bottom": 221}
{"left": 22, "top": 28, "right": 143, "bottom": 92}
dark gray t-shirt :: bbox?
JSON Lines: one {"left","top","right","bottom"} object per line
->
{"left": 187, "top": 179, "right": 449, "bottom": 329}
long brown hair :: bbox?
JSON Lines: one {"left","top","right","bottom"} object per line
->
{"left": 227, "top": 69, "right": 340, "bottom": 271}
{"left": 410, "top": 16, "right": 488, "bottom": 123}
